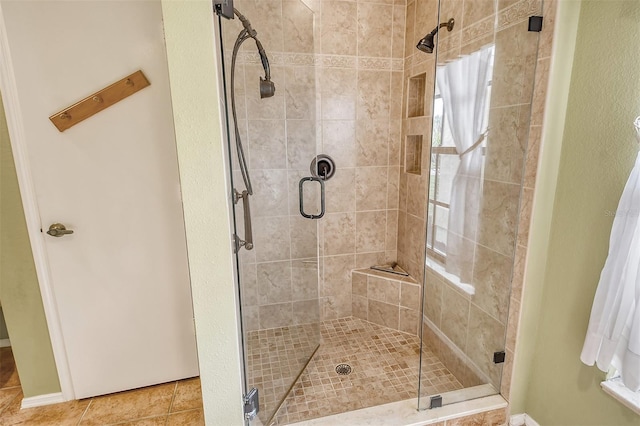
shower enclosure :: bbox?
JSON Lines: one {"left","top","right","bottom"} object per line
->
{"left": 214, "top": 0, "right": 545, "bottom": 423}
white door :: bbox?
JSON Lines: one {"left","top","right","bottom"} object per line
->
{"left": 0, "top": 1, "right": 199, "bottom": 398}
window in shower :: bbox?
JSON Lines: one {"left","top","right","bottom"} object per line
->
{"left": 426, "top": 83, "right": 491, "bottom": 263}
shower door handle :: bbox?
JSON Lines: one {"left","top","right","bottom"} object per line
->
{"left": 299, "top": 177, "right": 325, "bottom": 219}
{"left": 233, "top": 189, "right": 254, "bottom": 251}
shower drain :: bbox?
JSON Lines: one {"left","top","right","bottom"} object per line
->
{"left": 335, "top": 363, "right": 352, "bottom": 375}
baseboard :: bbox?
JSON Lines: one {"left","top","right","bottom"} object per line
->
{"left": 510, "top": 413, "right": 541, "bottom": 426}
{"left": 21, "top": 392, "right": 65, "bottom": 409}
{"left": 0, "top": 338, "right": 10, "bottom": 348}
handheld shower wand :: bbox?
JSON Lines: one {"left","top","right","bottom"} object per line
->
{"left": 233, "top": 8, "right": 275, "bottom": 98}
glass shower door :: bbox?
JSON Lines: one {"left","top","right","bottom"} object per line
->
{"left": 418, "top": 0, "right": 543, "bottom": 410}
{"left": 216, "top": 1, "right": 321, "bottom": 424}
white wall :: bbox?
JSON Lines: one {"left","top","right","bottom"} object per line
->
{"left": 161, "top": 1, "right": 245, "bottom": 424}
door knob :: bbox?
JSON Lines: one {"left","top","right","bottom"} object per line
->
{"left": 47, "top": 223, "right": 74, "bottom": 237}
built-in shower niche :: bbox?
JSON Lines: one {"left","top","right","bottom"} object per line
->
{"left": 405, "top": 135, "right": 423, "bottom": 175}
{"left": 407, "top": 73, "right": 427, "bottom": 118}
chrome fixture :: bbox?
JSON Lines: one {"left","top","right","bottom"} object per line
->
{"left": 416, "top": 18, "right": 455, "bottom": 54}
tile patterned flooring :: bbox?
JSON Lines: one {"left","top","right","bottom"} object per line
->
{"left": 0, "top": 317, "right": 462, "bottom": 426}
{"left": 0, "top": 347, "right": 203, "bottom": 426}
{"left": 268, "top": 317, "right": 463, "bottom": 425}
{"left": 246, "top": 323, "right": 320, "bottom": 424}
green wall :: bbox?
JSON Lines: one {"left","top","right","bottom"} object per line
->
{"left": 515, "top": 1, "right": 640, "bottom": 424}
{"left": 0, "top": 93, "right": 60, "bottom": 397}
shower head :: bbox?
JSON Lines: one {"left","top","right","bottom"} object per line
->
{"left": 260, "top": 77, "right": 275, "bottom": 98}
{"left": 416, "top": 18, "right": 455, "bottom": 54}
{"left": 233, "top": 8, "right": 275, "bottom": 98}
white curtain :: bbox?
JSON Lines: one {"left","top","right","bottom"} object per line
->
{"left": 437, "top": 45, "right": 494, "bottom": 283}
{"left": 581, "top": 150, "right": 640, "bottom": 392}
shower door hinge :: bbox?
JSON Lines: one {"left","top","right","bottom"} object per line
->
{"left": 528, "top": 16, "right": 543, "bottom": 32}
{"left": 429, "top": 395, "right": 443, "bottom": 409}
{"left": 493, "top": 351, "right": 506, "bottom": 364}
{"left": 213, "top": 0, "right": 234, "bottom": 19}
{"left": 243, "top": 387, "right": 259, "bottom": 421}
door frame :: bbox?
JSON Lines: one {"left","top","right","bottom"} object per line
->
{"left": 0, "top": 2, "right": 77, "bottom": 402}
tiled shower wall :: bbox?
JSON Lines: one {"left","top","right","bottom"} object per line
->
{"left": 225, "top": 0, "right": 408, "bottom": 327}
{"left": 399, "top": 0, "right": 554, "bottom": 393}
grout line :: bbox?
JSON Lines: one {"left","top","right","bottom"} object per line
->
{"left": 77, "top": 398, "right": 92, "bottom": 425}
{"left": 167, "top": 381, "right": 179, "bottom": 415}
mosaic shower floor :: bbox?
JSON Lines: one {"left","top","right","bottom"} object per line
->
{"left": 258, "top": 317, "right": 463, "bottom": 425}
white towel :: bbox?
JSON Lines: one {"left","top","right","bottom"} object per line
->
{"left": 580, "top": 151, "right": 640, "bottom": 392}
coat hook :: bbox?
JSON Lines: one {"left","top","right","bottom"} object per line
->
{"left": 92, "top": 96, "right": 103, "bottom": 103}
{"left": 125, "top": 78, "right": 134, "bottom": 86}
{"left": 60, "top": 112, "right": 70, "bottom": 120}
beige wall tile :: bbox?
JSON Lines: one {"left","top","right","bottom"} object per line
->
{"left": 491, "top": 21, "right": 539, "bottom": 108}
{"left": 505, "top": 296, "right": 520, "bottom": 352}
{"left": 357, "top": 119, "right": 391, "bottom": 167}
{"left": 293, "top": 299, "right": 320, "bottom": 325}
{"left": 368, "top": 275, "right": 401, "bottom": 304}
{"left": 257, "top": 261, "right": 293, "bottom": 304}
{"left": 352, "top": 272, "right": 368, "bottom": 297}
{"left": 471, "top": 244, "right": 512, "bottom": 324}
{"left": 251, "top": 169, "right": 289, "bottom": 217}
{"left": 400, "top": 282, "right": 421, "bottom": 310}
{"left": 259, "top": 302, "right": 293, "bottom": 329}
{"left": 477, "top": 180, "right": 521, "bottom": 258}
{"left": 287, "top": 119, "right": 316, "bottom": 170}
{"left": 423, "top": 269, "right": 443, "bottom": 326}
{"left": 325, "top": 168, "right": 357, "bottom": 213}
{"left": 445, "top": 408, "right": 506, "bottom": 426}
{"left": 368, "top": 299, "right": 399, "bottom": 329}
{"left": 523, "top": 125, "right": 542, "bottom": 189}
{"left": 358, "top": 2, "right": 394, "bottom": 57}
{"left": 441, "top": 284, "right": 470, "bottom": 350}
{"left": 321, "top": 68, "right": 358, "bottom": 120}
{"left": 517, "top": 187, "right": 534, "bottom": 246}
{"left": 323, "top": 213, "right": 356, "bottom": 255}
{"left": 484, "top": 105, "right": 527, "bottom": 185}
{"left": 510, "top": 243, "right": 526, "bottom": 302}
{"left": 285, "top": 66, "right": 317, "bottom": 120}
{"left": 253, "top": 216, "right": 291, "bottom": 262}
{"left": 356, "top": 251, "right": 386, "bottom": 268}
{"left": 399, "top": 307, "right": 420, "bottom": 335}
{"left": 242, "top": 305, "right": 260, "bottom": 331}
{"left": 386, "top": 208, "right": 399, "bottom": 251}
{"left": 321, "top": 1, "right": 357, "bottom": 55}
{"left": 353, "top": 294, "right": 368, "bottom": 320}
{"left": 247, "top": 119, "right": 286, "bottom": 169}
{"left": 240, "top": 262, "right": 258, "bottom": 306}
{"left": 356, "top": 210, "right": 387, "bottom": 252}
{"left": 236, "top": 0, "right": 284, "bottom": 53}
{"left": 291, "top": 260, "right": 319, "bottom": 301}
{"left": 406, "top": 173, "right": 427, "bottom": 218}
{"left": 466, "top": 303, "right": 506, "bottom": 387}
{"left": 283, "top": 0, "right": 315, "bottom": 53}
{"left": 530, "top": 57, "right": 550, "bottom": 126}
{"left": 357, "top": 70, "right": 391, "bottom": 120}
{"left": 356, "top": 167, "right": 389, "bottom": 211}
{"left": 290, "top": 216, "right": 319, "bottom": 259}
{"left": 392, "top": 6, "right": 407, "bottom": 59}
{"left": 323, "top": 120, "right": 357, "bottom": 168}
{"left": 538, "top": 0, "right": 557, "bottom": 59}
{"left": 404, "top": 213, "right": 426, "bottom": 266}
{"left": 404, "top": 0, "right": 416, "bottom": 59}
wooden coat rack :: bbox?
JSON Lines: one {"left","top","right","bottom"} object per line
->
{"left": 49, "top": 70, "right": 150, "bottom": 132}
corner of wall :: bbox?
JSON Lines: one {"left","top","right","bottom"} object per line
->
{"left": 509, "top": 0, "right": 582, "bottom": 414}
{"left": 160, "top": 1, "right": 244, "bottom": 424}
